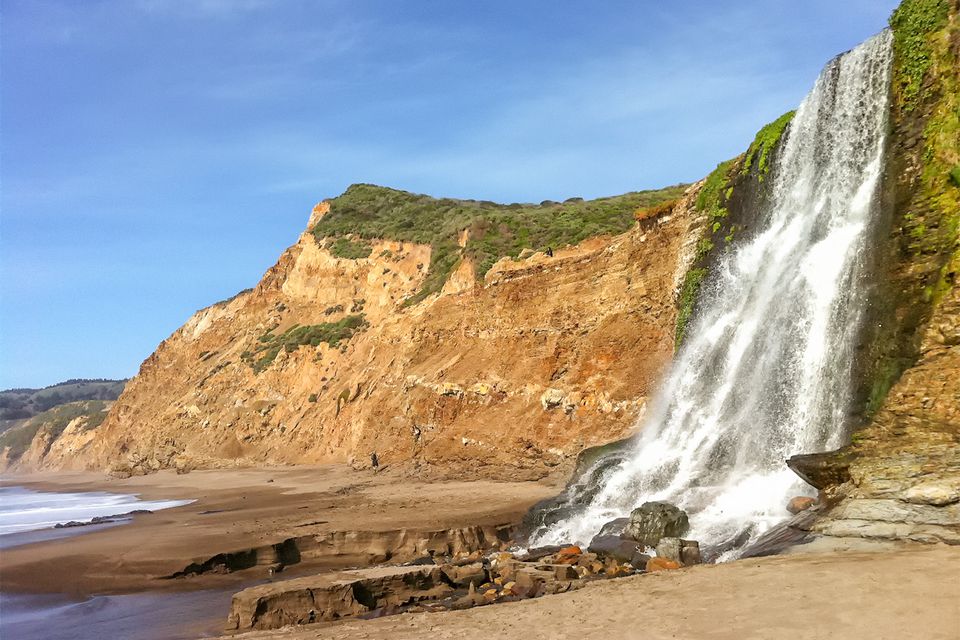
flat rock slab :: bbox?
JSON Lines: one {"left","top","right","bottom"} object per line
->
{"left": 227, "top": 564, "right": 452, "bottom": 631}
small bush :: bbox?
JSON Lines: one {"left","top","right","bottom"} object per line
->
{"left": 247, "top": 315, "right": 368, "bottom": 374}
{"left": 328, "top": 237, "right": 373, "bottom": 260}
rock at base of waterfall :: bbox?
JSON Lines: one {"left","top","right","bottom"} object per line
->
{"left": 624, "top": 501, "right": 690, "bottom": 546}
{"left": 516, "top": 545, "right": 564, "bottom": 562}
{"left": 553, "top": 545, "right": 583, "bottom": 564}
{"left": 587, "top": 534, "right": 639, "bottom": 564}
{"left": 630, "top": 551, "right": 652, "bottom": 569}
{"left": 787, "top": 496, "right": 817, "bottom": 514}
{"left": 654, "top": 537, "right": 701, "bottom": 566}
{"left": 680, "top": 540, "right": 701, "bottom": 565}
{"left": 597, "top": 517, "right": 630, "bottom": 537}
{"left": 645, "top": 557, "right": 681, "bottom": 572}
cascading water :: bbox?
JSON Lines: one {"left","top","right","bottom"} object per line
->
{"left": 530, "top": 30, "right": 894, "bottom": 558}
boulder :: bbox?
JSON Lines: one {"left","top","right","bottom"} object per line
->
{"left": 587, "top": 535, "right": 639, "bottom": 564}
{"left": 597, "top": 517, "right": 630, "bottom": 537}
{"left": 624, "top": 502, "right": 690, "bottom": 546}
{"left": 515, "top": 567, "right": 555, "bottom": 593}
{"left": 515, "top": 545, "right": 563, "bottom": 562}
{"left": 654, "top": 537, "right": 682, "bottom": 563}
{"left": 655, "top": 537, "right": 701, "bottom": 566}
{"left": 553, "top": 545, "right": 582, "bottom": 564}
{"left": 629, "top": 552, "right": 652, "bottom": 569}
{"left": 787, "top": 496, "right": 816, "bottom": 514}
{"left": 680, "top": 539, "right": 701, "bottom": 566}
{"left": 440, "top": 562, "right": 487, "bottom": 587}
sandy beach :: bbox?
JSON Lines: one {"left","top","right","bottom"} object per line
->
{"left": 3, "top": 467, "right": 959, "bottom": 640}
{"left": 0, "top": 465, "right": 558, "bottom": 596}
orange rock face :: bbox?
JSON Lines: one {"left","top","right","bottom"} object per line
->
{"left": 554, "top": 546, "right": 584, "bottom": 564}
{"left": 7, "top": 187, "right": 707, "bottom": 478}
{"left": 787, "top": 496, "right": 816, "bottom": 514}
{"left": 645, "top": 557, "right": 681, "bottom": 572}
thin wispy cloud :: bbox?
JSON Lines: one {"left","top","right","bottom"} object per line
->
{"left": 1, "top": 0, "right": 900, "bottom": 387}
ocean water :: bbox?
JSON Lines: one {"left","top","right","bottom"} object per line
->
{"left": 0, "top": 486, "right": 213, "bottom": 639}
{"left": 0, "top": 485, "right": 193, "bottom": 538}
{"left": 0, "top": 590, "right": 231, "bottom": 640}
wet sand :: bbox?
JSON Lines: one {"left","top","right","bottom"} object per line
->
{"left": 219, "top": 545, "right": 960, "bottom": 640}
{"left": 0, "top": 465, "right": 557, "bottom": 596}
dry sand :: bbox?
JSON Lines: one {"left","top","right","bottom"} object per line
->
{"left": 0, "top": 465, "right": 557, "bottom": 596}
{"left": 222, "top": 545, "right": 960, "bottom": 640}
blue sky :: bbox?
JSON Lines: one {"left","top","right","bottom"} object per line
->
{"left": 1, "top": 0, "right": 899, "bottom": 389}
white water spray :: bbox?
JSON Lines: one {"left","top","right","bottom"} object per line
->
{"left": 532, "top": 30, "right": 894, "bottom": 557}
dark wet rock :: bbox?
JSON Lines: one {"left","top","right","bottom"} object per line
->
{"left": 629, "top": 551, "right": 652, "bottom": 569}
{"left": 515, "top": 545, "right": 563, "bottom": 562}
{"left": 624, "top": 501, "right": 690, "bottom": 546}
{"left": 520, "top": 437, "right": 636, "bottom": 535}
{"left": 54, "top": 508, "right": 153, "bottom": 529}
{"left": 740, "top": 509, "right": 819, "bottom": 558}
{"left": 597, "top": 517, "right": 630, "bottom": 537}
{"left": 680, "top": 539, "right": 702, "bottom": 566}
{"left": 587, "top": 534, "right": 639, "bottom": 564}
{"left": 787, "top": 449, "right": 854, "bottom": 490}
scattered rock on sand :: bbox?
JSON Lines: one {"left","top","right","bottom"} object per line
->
{"left": 646, "top": 557, "right": 681, "bottom": 572}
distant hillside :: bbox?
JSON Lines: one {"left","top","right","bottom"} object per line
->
{"left": 0, "top": 380, "right": 126, "bottom": 431}
{"left": 0, "top": 400, "right": 113, "bottom": 465}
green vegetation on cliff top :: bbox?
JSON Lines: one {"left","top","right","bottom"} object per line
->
{"left": 328, "top": 237, "right": 373, "bottom": 260}
{"left": 312, "top": 183, "right": 687, "bottom": 305}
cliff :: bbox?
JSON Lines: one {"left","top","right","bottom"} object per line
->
{"left": 4, "top": 185, "right": 700, "bottom": 479}
{"left": 789, "top": 0, "right": 960, "bottom": 545}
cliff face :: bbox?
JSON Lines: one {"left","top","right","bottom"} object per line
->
{"left": 789, "top": 0, "right": 960, "bottom": 545}
{"left": 10, "top": 188, "right": 704, "bottom": 478}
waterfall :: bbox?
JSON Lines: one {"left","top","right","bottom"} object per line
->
{"left": 531, "top": 30, "right": 894, "bottom": 558}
